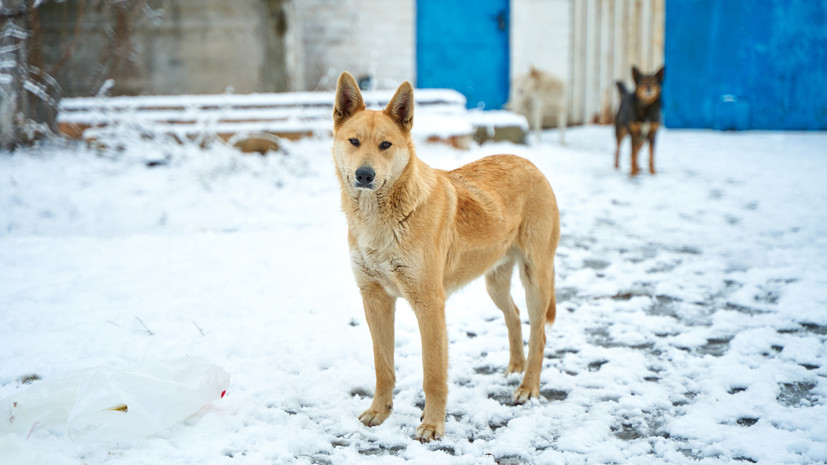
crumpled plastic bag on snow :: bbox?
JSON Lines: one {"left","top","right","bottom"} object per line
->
{"left": 0, "top": 357, "right": 229, "bottom": 441}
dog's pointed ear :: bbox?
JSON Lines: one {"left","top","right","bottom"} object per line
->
{"left": 632, "top": 66, "right": 642, "bottom": 84}
{"left": 334, "top": 72, "right": 365, "bottom": 129}
{"left": 384, "top": 81, "right": 414, "bottom": 133}
{"left": 655, "top": 66, "right": 665, "bottom": 83}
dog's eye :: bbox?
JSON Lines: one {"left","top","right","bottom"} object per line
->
{"left": 349, "top": 138, "right": 360, "bottom": 147}
{"left": 379, "top": 141, "right": 392, "bottom": 150}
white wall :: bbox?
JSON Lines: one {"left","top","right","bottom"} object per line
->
{"left": 289, "top": 0, "right": 571, "bottom": 98}
{"left": 510, "top": 0, "right": 572, "bottom": 87}
{"left": 570, "top": 0, "right": 665, "bottom": 124}
{"left": 291, "top": 0, "right": 415, "bottom": 91}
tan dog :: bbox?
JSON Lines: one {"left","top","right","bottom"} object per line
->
{"left": 331, "top": 72, "right": 560, "bottom": 442}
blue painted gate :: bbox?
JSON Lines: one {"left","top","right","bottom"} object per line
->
{"left": 417, "top": 0, "right": 510, "bottom": 110}
{"left": 664, "top": 0, "right": 827, "bottom": 130}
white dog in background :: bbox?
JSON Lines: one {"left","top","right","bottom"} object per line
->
{"left": 508, "top": 67, "right": 567, "bottom": 144}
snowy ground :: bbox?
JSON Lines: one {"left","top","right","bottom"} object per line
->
{"left": 1, "top": 125, "right": 826, "bottom": 464}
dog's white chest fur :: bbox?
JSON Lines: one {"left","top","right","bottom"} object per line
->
{"left": 350, "top": 244, "right": 406, "bottom": 298}
{"left": 640, "top": 122, "right": 653, "bottom": 137}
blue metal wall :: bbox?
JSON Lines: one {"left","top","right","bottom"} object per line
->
{"left": 417, "top": 0, "right": 510, "bottom": 109}
{"left": 664, "top": 0, "right": 827, "bottom": 130}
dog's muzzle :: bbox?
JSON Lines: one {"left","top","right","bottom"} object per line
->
{"left": 354, "top": 166, "right": 376, "bottom": 189}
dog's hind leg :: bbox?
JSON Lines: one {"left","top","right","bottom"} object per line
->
{"left": 514, "top": 254, "right": 555, "bottom": 404}
{"left": 614, "top": 126, "right": 626, "bottom": 169}
{"left": 358, "top": 284, "right": 397, "bottom": 428}
{"left": 485, "top": 257, "right": 525, "bottom": 375}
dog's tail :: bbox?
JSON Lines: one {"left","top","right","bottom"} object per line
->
{"left": 546, "top": 265, "right": 557, "bottom": 326}
{"left": 615, "top": 81, "right": 629, "bottom": 97}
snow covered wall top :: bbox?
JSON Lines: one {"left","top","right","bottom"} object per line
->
{"left": 58, "top": 89, "right": 468, "bottom": 112}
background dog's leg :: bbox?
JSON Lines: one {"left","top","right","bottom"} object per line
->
{"left": 358, "top": 285, "right": 397, "bottom": 428}
{"left": 630, "top": 137, "right": 644, "bottom": 176}
{"left": 558, "top": 106, "right": 567, "bottom": 145}
{"left": 648, "top": 124, "right": 659, "bottom": 174}
{"left": 485, "top": 259, "right": 524, "bottom": 374}
{"left": 532, "top": 101, "right": 543, "bottom": 142}
{"left": 514, "top": 257, "right": 553, "bottom": 403}
{"left": 614, "top": 127, "right": 626, "bottom": 169}
{"left": 412, "top": 295, "right": 448, "bottom": 442}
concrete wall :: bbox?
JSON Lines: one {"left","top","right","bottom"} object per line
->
{"left": 38, "top": 0, "right": 571, "bottom": 102}
{"left": 38, "top": 0, "right": 293, "bottom": 97}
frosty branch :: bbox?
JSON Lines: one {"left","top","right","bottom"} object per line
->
{"left": 0, "top": 0, "right": 162, "bottom": 151}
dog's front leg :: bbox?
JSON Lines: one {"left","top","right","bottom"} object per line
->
{"left": 647, "top": 123, "right": 659, "bottom": 174}
{"left": 358, "top": 284, "right": 397, "bottom": 427}
{"left": 630, "top": 137, "right": 644, "bottom": 176}
{"left": 411, "top": 294, "right": 448, "bottom": 442}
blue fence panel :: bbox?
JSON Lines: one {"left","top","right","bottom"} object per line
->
{"left": 665, "top": 0, "right": 827, "bottom": 130}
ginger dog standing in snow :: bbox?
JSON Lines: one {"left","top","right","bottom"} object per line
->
{"left": 331, "top": 72, "right": 560, "bottom": 442}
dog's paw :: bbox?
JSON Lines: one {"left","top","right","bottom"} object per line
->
{"left": 358, "top": 406, "right": 391, "bottom": 427}
{"left": 505, "top": 360, "right": 525, "bottom": 375}
{"left": 414, "top": 422, "right": 444, "bottom": 442}
{"left": 513, "top": 385, "right": 539, "bottom": 404}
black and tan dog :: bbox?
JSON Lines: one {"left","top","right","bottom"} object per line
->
{"left": 614, "top": 66, "right": 665, "bottom": 176}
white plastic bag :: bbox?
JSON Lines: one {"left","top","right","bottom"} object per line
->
{"left": 1, "top": 357, "right": 229, "bottom": 441}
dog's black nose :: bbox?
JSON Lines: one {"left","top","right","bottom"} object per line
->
{"left": 355, "top": 166, "right": 375, "bottom": 186}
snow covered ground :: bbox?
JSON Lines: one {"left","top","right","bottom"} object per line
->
{"left": 1, "top": 125, "right": 826, "bottom": 464}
